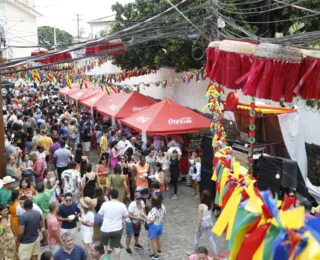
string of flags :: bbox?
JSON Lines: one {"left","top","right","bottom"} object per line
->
{"left": 95, "top": 67, "right": 207, "bottom": 92}
{"left": 1, "top": 56, "right": 158, "bottom": 86}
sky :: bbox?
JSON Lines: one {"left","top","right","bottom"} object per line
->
{"left": 34, "top": 0, "right": 133, "bottom": 37}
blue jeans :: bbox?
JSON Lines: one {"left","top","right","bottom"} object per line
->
{"left": 193, "top": 219, "right": 218, "bottom": 254}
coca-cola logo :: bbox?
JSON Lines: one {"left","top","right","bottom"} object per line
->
{"left": 132, "top": 106, "right": 149, "bottom": 112}
{"left": 136, "top": 116, "right": 150, "bottom": 123}
{"left": 168, "top": 117, "right": 192, "bottom": 125}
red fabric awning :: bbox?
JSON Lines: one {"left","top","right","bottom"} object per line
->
{"left": 77, "top": 87, "right": 103, "bottom": 103}
{"left": 96, "top": 92, "right": 156, "bottom": 120}
{"left": 121, "top": 98, "right": 210, "bottom": 135}
{"left": 79, "top": 90, "right": 108, "bottom": 108}
{"left": 66, "top": 88, "right": 93, "bottom": 101}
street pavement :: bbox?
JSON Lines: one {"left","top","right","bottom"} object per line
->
{"left": 40, "top": 150, "right": 228, "bottom": 259}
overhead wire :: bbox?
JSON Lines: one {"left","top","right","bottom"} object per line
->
{"left": 1, "top": 0, "right": 212, "bottom": 69}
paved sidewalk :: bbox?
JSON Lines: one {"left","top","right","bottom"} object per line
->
{"left": 40, "top": 149, "right": 228, "bottom": 259}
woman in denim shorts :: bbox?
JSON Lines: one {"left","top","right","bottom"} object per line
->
{"left": 142, "top": 195, "right": 166, "bottom": 260}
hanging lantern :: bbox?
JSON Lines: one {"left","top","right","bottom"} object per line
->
{"left": 31, "top": 49, "right": 49, "bottom": 64}
{"left": 240, "top": 43, "right": 303, "bottom": 102}
{"left": 205, "top": 41, "right": 221, "bottom": 82}
{"left": 225, "top": 91, "right": 239, "bottom": 110}
{"left": 107, "top": 39, "right": 125, "bottom": 56}
{"left": 84, "top": 41, "right": 96, "bottom": 56}
{"left": 210, "top": 40, "right": 257, "bottom": 89}
{"left": 294, "top": 49, "right": 320, "bottom": 100}
{"left": 50, "top": 52, "right": 73, "bottom": 63}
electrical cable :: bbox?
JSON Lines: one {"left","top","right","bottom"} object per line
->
{"left": 0, "top": 8, "right": 211, "bottom": 69}
{"left": 219, "top": 12, "right": 320, "bottom": 24}
{"left": 0, "top": 0, "right": 210, "bottom": 68}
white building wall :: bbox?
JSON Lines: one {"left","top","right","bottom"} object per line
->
{"left": 4, "top": 0, "right": 38, "bottom": 58}
{"left": 90, "top": 23, "right": 112, "bottom": 39}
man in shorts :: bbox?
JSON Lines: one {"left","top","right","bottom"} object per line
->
{"left": 18, "top": 199, "right": 43, "bottom": 260}
{"left": 98, "top": 189, "right": 128, "bottom": 260}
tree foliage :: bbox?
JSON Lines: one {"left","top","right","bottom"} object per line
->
{"left": 38, "top": 26, "right": 74, "bottom": 50}
{"left": 104, "top": 0, "right": 211, "bottom": 72}
{"left": 103, "top": 0, "right": 320, "bottom": 72}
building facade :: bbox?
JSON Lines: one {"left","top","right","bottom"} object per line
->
{"left": 87, "top": 15, "right": 116, "bottom": 39}
{"left": 0, "top": 0, "right": 41, "bottom": 59}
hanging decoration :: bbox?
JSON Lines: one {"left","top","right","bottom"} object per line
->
{"left": 247, "top": 96, "right": 256, "bottom": 174}
{"left": 206, "top": 83, "right": 320, "bottom": 260}
{"left": 239, "top": 43, "right": 304, "bottom": 102}
{"left": 101, "top": 67, "right": 207, "bottom": 93}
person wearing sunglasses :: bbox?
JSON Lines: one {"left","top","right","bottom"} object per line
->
{"left": 125, "top": 192, "right": 146, "bottom": 254}
{"left": 57, "top": 193, "right": 81, "bottom": 240}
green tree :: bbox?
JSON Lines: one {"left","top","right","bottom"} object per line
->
{"left": 104, "top": 0, "right": 320, "bottom": 72}
{"left": 38, "top": 26, "right": 74, "bottom": 49}
{"left": 103, "top": 0, "right": 213, "bottom": 72}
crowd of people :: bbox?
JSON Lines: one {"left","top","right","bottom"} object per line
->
{"left": 0, "top": 84, "right": 216, "bottom": 260}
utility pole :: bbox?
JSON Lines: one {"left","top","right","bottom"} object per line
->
{"left": 53, "top": 25, "right": 57, "bottom": 46}
{"left": 74, "top": 14, "right": 83, "bottom": 42}
{"left": 0, "top": 26, "right": 6, "bottom": 178}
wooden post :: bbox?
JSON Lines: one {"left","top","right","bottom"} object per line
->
{"left": 0, "top": 78, "right": 6, "bottom": 178}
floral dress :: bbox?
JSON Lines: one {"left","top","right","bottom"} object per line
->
{"left": 0, "top": 216, "right": 17, "bottom": 260}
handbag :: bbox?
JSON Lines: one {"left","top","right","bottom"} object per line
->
{"left": 131, "top": 219, "right": 141, "bottom": 234}
{"left": 99, "top": 175, "right": 107, "bottom": 185}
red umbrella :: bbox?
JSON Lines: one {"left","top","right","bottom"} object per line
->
{"left": 96, "top": 92, "right": 156, "bottom": 121}
{"left": 92, "top": 92, "right": 116, "bottom": 110}
{"left": 59, "top": 83, "right": 79, "bottom": 95}
{"left": 121, "top": 98, "right": 210, "bottom": 135}
{"left": 79, "top": 90, "right": 108, "bottom": 108}
{"left": 77, "top": 86, "right": 103, "bottom": 103}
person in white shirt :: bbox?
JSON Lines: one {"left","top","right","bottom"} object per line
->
{"left": 125, "top": 192, "right": 146, "bottom": 254}
{"left": 15, "top": 114, "right": 24, "bottom": 127}
{"left": 117, "top": 134, "right": 132, "bottom": 156}
{"left": 79, "top": 197, "right": 95, "bottom": 253}
{"left": 98, "top": 189, "right": 128, "bottom": 260}
{"left": 8, "top": 110, "right": 17, "bottom": 125}
{"left": 61, "top": 161, "right": 81, "bottom": 203}
{"left": 189, "top": 151, "right": 201, "bottom": 199}
{"left": 16, "top": 195, "right": 44, "bottom": 216}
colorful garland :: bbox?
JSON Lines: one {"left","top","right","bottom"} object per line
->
{"left": 206, "top": 84, "right": 320, "bottom": 260}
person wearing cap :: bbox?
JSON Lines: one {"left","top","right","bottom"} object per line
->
{"left": 79, "top": 197, "right": 95, "bottom": 253}
{"left": 125, "top": 192, "right": 146, "bottom": 254}
{"left": 0, "top": 176, "right": 15, "bottom": 205}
